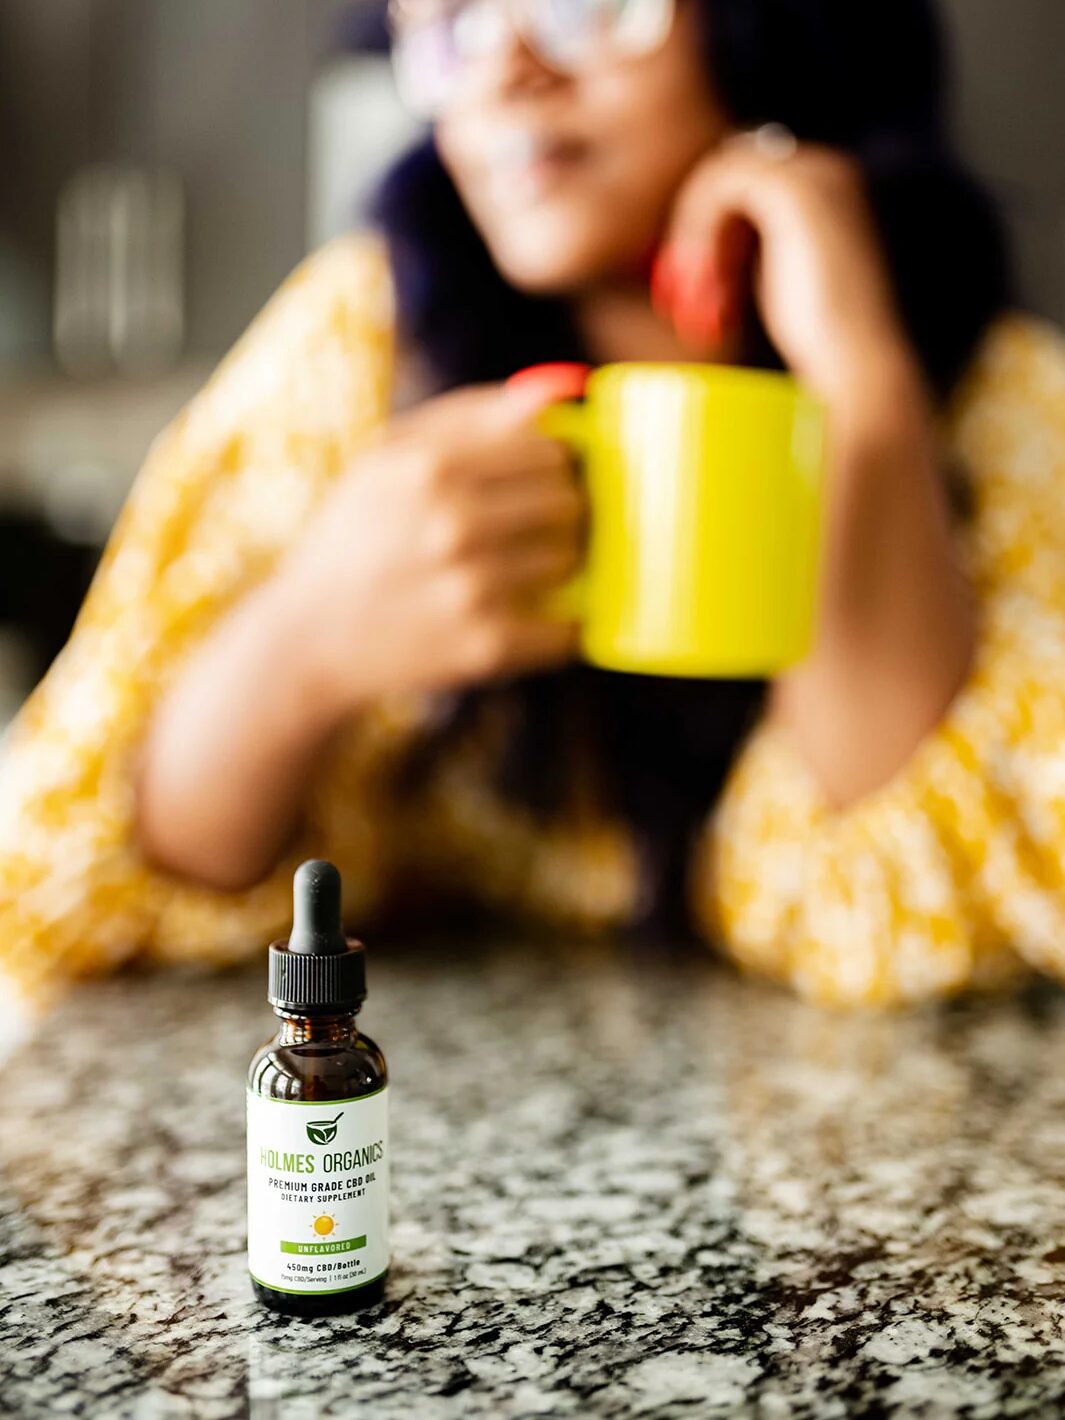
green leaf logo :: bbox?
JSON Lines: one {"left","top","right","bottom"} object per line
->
{"left": 306, "top": 1112, "right": 343, "bottom": 1145}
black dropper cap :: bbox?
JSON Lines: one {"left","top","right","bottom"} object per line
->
{"left": 268, "top": 860, "right": 366, "bottom": 1013}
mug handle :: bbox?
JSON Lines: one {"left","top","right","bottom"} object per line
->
{"left": 535, "top": 400, "right": 589, "bottom": 621}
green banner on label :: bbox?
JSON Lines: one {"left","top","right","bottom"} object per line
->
{"left": 280, "top": 1235, "right": 367, "bottom": 1256}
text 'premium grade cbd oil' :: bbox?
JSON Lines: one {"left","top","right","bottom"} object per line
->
{"left": 246, "top": 859, "right": 389, "bottom": 1315}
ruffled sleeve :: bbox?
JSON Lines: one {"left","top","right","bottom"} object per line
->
{"left": 691, "top": 316, "right": 1065, "bottom": 1006}
{"left": 0, "top": 233, "right": 426, "bottom": 1030}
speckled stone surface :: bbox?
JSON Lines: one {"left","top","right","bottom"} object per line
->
{"left": 4, "top": 935, "right": 1065, "bottom": 1418}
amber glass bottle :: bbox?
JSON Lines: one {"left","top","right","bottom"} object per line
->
{"left": 247, "top": 860, "right": 389, "bottom": 1316}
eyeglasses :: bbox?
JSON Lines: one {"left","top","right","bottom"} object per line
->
{"left": 388, "top": 0, "right": 677, "bottom": 119}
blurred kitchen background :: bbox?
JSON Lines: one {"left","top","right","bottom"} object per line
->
{"left": 0, "top": 0, "right": 1061, "bottom": 728}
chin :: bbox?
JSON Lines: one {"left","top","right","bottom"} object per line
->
{"left": 485, "top": 213, "right": 648, "bottom": 294}
{"left": 492, "top": 250, "right": 590, "bottom": 294}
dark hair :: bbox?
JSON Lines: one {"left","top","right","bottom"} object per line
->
{"left": 368, "top": 0, "right": 1010, "bottom": 935}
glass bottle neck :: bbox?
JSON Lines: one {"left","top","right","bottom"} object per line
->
{"left": 274, "top": 1010, "right": 360, "bottom": 1045}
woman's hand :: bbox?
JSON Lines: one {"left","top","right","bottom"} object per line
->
{"left": 652, "top": 135, "right": 915, "bottom": 406}
{"left": 654, "top": 135, "right": 975, "bottom": 807}
{"left": 138, "top": 382, "right": 583, "bottom": 889}
{"left": 279, "top": 382, "right": 583, "bottom": 720}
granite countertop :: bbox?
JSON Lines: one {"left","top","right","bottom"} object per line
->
{"left": 4, "top": 933, "right": 1065, "bottom": 1418}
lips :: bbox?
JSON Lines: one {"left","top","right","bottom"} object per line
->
{"left": 479, "top": 128, "right": 588, "bottom": 202}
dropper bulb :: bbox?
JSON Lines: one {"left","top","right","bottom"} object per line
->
{"left": 288, "top": 859, "right": 346, "bottom": 956}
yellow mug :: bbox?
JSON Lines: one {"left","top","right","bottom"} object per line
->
{"left": 537, "top": 363, "right": 828, "bottom": 678}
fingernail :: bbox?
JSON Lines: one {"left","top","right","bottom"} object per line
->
{"left": 670, "top": 245, "right": 716, "bottom": 312}
{"left": 673, "top": 274, "right": 723, "bottom": 350}
{"left": 659, "top": 240, "right": 700, "bottom": 314}
{"left": 675, "top": 305, "right": 721, "bottom": 350}
{"left": 506, "top": 362, "right": 592, "bottom": 403}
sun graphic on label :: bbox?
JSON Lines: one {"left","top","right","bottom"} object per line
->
{"left": 311, "top": 1213, "right": 337, "bottom": 1237}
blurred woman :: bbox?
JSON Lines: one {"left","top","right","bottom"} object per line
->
{"left": 5, "top": 0, "right": 1065, "bottom": 1036}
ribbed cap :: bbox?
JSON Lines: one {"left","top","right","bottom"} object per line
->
{"left": 267, "top": 860, "right": 366, "bottom": 1012}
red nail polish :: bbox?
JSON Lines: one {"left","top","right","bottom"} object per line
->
{"left": 678, "top": 308, "right": 721, "bottom": 352}
{"left": 673, "top": 271, "right": 723, "bottom": 350}
{"left": 674, "top": 300, "right": 716, "bottom": 350}
{"left": 506, "top": 362, "right": 592, "bottom": 402}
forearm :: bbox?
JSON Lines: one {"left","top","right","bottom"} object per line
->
{"left": 767, "top": 348, "right": 975, "bottom": 807}
{"left": 136, "top": 570, "right": 346, "bottom": 890}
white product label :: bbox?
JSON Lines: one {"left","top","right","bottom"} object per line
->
{"left": 246, "top": 1087, "right": 389, "bottom": 1296}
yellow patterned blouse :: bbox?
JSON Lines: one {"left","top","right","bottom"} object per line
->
{"left": 2, "top": 231, "right": 1065, "bottom": 1040}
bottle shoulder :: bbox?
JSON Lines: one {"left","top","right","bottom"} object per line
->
{"left": 248, "top": 1028, "right": 387, "bottom": 1102}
